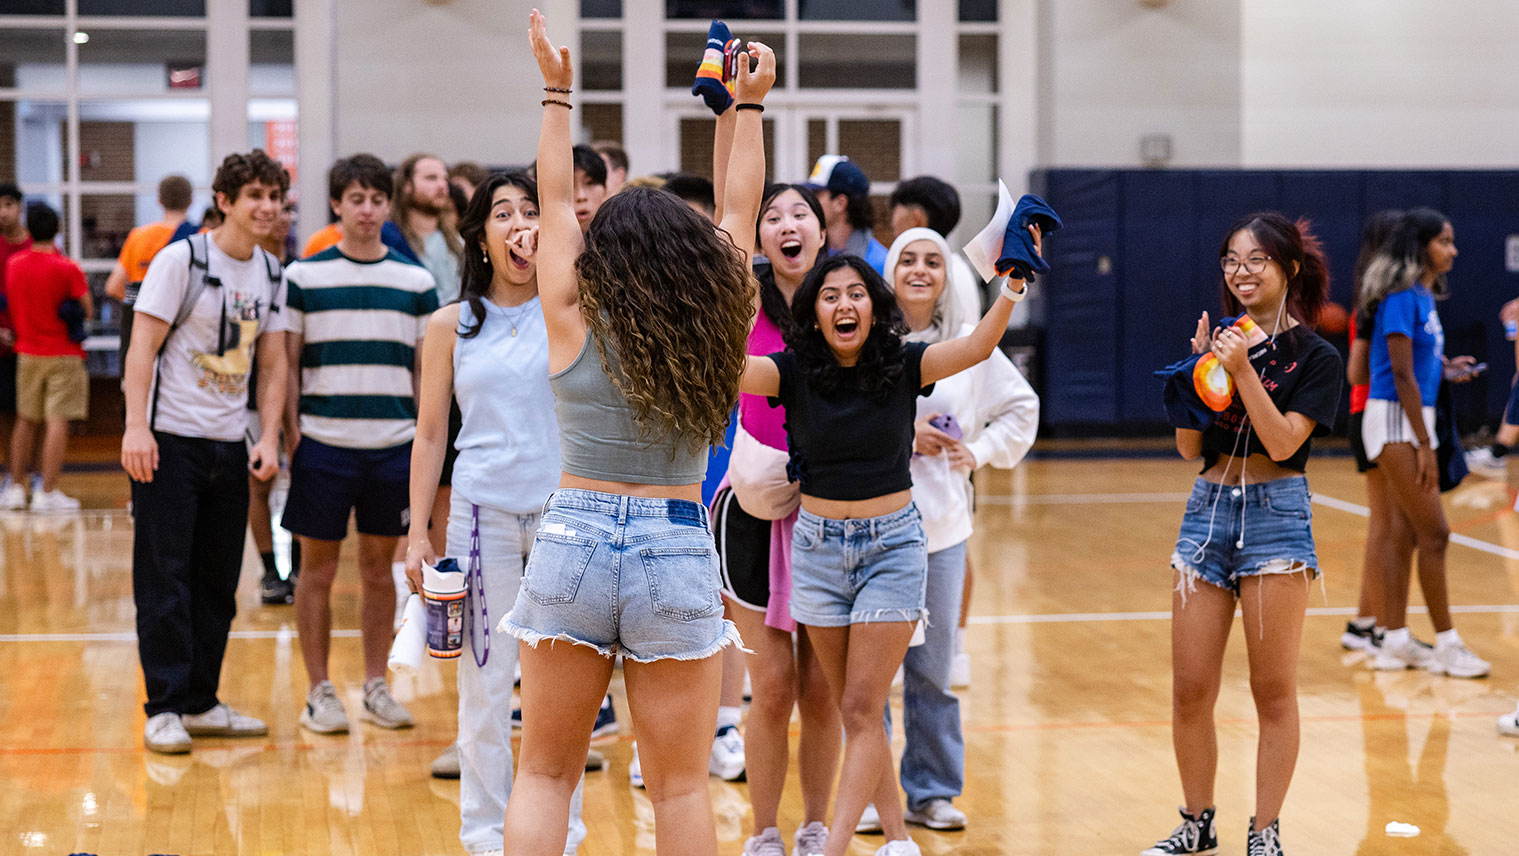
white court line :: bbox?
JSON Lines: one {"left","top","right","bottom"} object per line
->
{"left": 978, "top": 492, "right": 1190, "bottom": 505}
{"left": 0, "top": 629, "right": 362, "bottom": 643}
{"left": 968, "top": 604, "right": 1519, "bottom": 625}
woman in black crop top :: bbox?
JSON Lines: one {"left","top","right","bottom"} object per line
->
{"left": 1144, "top": 213, "right": 1342, "bottom": 856}
{"left": 739, "top": 240, "right": 1041, "bottom": 856}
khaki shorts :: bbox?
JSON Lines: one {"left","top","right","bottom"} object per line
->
{"left": 16, "top": 354, "right": 88, "bottom": 422}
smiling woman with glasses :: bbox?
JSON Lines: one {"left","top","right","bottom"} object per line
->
{"left": 1146, "top": 212, "right": 1342, "bottom": 856}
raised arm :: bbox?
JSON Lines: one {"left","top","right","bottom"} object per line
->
{"left": 715, "top": 44, "right": 775, "bottom": 269}
{"left": 920, "top": 225, "right": 1040, "bottom": 386}
{"left": 712, "top": 108, "right": 736, "bottom": 222}
{"left": 528, "top": 9, "right": 585, "bottom": 343}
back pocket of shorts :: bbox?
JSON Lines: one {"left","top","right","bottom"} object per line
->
{"left": 523, "top": 533, "right": 597, "bottom": 606}
{"left": 639, "top": 543, "right": 721, "bottom": 621}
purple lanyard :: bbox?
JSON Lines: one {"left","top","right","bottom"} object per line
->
{"left": 468, "top": 503, "right": 489, "bottom": 667}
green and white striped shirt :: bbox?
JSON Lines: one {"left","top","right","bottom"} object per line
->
{"left": 285, "top": 247, "right": 440, "bottom": 449}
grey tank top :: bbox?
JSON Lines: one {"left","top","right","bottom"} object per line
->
{"left": 549, "top": 329, "right": 709, "bottom": 486}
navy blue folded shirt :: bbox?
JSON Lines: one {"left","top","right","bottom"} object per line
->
{"left": 995, "top": 193, "right": 1063, "bottom": 281}
{"left": 1153, "top": 353, "right": 1215, "bottom": 432}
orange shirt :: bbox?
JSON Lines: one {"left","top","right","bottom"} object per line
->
{"left": 302, "top": 223, "right": 342, "bottom": 259}
{"left": 117, "top": 221, "right": 179, "bottom": 283}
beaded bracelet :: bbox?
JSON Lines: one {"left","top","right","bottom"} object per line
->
{"left": 542, "top": 98, "right": 572, "bottom": 109}
{"left": 544, "top": 86, "right": 572, "bottom": 94}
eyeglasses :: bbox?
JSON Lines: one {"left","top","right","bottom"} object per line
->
{"left": 1220, "top": 255, "right": 1272, "bottom": 275}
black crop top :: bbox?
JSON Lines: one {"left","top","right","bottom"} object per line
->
{"left": 1199, "top": 322, "right": 1343, "bottom": 473}
{"left": 767, "top": 341, "right": 934, "bottom": 501}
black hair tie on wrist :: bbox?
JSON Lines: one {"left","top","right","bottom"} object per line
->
{"left": 734, "top": 102, "right": 764, "bottom": 113}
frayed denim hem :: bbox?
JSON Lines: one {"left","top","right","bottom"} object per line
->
{"left": 499, "top": 618, "right": 617, "bottom": 659}
{"left": 621, "top": 619, "right": 747, "bottom": 664}
{"left": 1170, "top": 552, "right": 1230, "bottom": 608}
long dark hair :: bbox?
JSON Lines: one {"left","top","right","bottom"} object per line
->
{"left": 1358, "top": 207, "right": 1451, "bottom": 314}
{"left": 1351, "top": 209, "right": 1404, "bottom": 325}
{"left": 456, "top": 171, "right": 538, "bottom": 339}
{"left": 1217, "top": 211, "right": 1331, "bottom": 326}
{"left": 785, "top": 254, "right": 906, "bottom": 402}
{"left": 755, "top": 183, "right": 827, "bottom": 334}
{"left": 577, "top": 186, "right": 755, "bottom": 452}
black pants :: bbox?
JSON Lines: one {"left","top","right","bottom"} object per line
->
{"left": 132, "top": 431, "right": 250, "bottom": 717}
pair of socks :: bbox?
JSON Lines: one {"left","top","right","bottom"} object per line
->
{"left": 692, "top": 20, "right": 740, "bottom": 115}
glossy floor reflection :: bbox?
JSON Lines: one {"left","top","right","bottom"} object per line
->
{"left": 2, "top": 454, "right": 1516, "bottom": 855}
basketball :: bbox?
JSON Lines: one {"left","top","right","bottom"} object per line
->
{"left": 1319, "top": 301, "right": 1350, "bottom": 335}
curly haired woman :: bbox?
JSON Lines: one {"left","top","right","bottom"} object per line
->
{"left": 497, "top": 11, "right": 773, "bottom": 856}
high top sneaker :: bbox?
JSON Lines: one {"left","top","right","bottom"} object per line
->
{"left": 1141, "top": 806, "right": 1218, "bottom": 856}
{"left": 1246, "top": 817, "right": 1283, "bottom": 856}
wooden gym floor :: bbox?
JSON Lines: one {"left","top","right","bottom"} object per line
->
{"left": 1, "top": 446, "right": 1517, "bottom": 855}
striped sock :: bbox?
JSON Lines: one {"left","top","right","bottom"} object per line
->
{"left": 693, "top": 20, "right": 736, "bottom": 115}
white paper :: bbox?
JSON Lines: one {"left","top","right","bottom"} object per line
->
{"left": 388, "top": 594, "right": 426, "bottom": 676}
{"left": 963, "top": 179, "right": 1016, "bottom": 282}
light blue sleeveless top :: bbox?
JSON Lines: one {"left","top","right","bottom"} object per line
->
{"left": 452, "top": 297, "right": 560, "bottom": 513}
{"left": 549, "top": 329, "right": 709, "bottom": 486}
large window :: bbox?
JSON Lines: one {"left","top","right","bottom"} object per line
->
{"left": 1, "top": 6, "right": 296, "bottom": 369}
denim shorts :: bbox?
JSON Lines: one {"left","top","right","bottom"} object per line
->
{"left": 1170, "top": 476, "right": 1320, "bottom": 596}
{"left": 500, "top": 489, "right": 741, "bottom": 663}
{"left": 789, "top": 502, "right": 928, "bottom": 627}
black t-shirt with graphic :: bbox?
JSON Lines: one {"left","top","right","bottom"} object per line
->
{"left": 1199, "top": 321, "right": 1343, "bottom": 473}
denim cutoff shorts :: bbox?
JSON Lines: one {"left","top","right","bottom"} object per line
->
{"left": 1170, "top": 476, "right": 1320, "bottom": 595}
{"left": 789, "top": 502, "right": 928, "bottom": 627}
{"left": 500, "top": 489, "right": 741, "bottom": 663}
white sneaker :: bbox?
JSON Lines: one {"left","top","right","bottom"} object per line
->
{"left": 709, "top": 723, "right": 746, "bottom": 780}
{"left": 857, "top": 803, "right": 883, "bottom": 834}
{"left": 0, "top": 482, "right": 26, "bottom": 510}
{"left": 361, "top": 677, "right": 414, "bottom": 728}
{"left": 300, "top": 680, "right": 350, "bottom": 733}
{"left": 1465, "top": 446, "right": 1508, "bottom": 479}
{"left": 793, "top": 821, "right": 828, "bottom": 856}
{"left": 742, "top": 827, "right": 785, "bottom": 856}
{"left": 904, "top": 798, "right": 966, "bottom": 830}
{"left": 628, "top": 742, "right": 644, "bottom": 789}
{"left": 181, "top": 703, "right": 268, "bottom": 737}
{"left": 874, "top": 840, "right": 922, "bottom": 856}
{"left": 144, "top": 712, "right": 192, "bottom": 754}
{"left": 949, "top": 651, "right": 972, "bottom": 688}
{"left": 1430, "top": 640, "right": 1490, "bottom": 679}
{"left": 431, "top": 742, "right": 460, "bottom": 779}
{"left": 1371, "top": 634, "right": 1435, "bottom": 671}
{"left": 1498, "top": 703, "right": 1519, "bottom": 736}
{"left": 29, "top": 488, "right": 80, "bottom": 513}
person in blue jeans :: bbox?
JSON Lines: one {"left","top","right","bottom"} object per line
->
{"left": 877, "top": 227, "right": 1038, "bottom": 832}
{"left": 1356, "top": 208, "right": 1489, "bottom": 679}
{"left": 1146, "top": 213, "right": 1342, "bottom": 856}
{"left": 405, "top": 172, "right": 586, "bottom": 856}
{"left": 497, "top": 15, "right": 768, "bottom": 855}
{"left": 740, "top": 235, "right": 1038, "bottom": 856}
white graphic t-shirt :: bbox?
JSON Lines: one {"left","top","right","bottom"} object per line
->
{"left": 134, "top": 235, "right": 289, "bottom": 442}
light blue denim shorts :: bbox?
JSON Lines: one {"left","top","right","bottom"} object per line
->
{"left": 1171, "top": 476, "right": 1320, "bottom": 597}
{"left": 501, "top": 489, "right": 741, "bottom": 663}
{"left": 789, "top": 502, "right": 928, "bottom": 627}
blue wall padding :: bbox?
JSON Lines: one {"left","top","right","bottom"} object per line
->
{"left": 1034, "top": 169, "right": 1519, "bottom": 430}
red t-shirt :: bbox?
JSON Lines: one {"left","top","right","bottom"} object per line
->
{"left": 0, "top": 235, "right": 34, "bottom": 357}
{"left": 2, "top": 249, "right": 88, "bottom": 358}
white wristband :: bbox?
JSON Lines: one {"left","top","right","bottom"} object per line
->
{"left": 1000, "top": 279, "right": 1028, "bottom": 303}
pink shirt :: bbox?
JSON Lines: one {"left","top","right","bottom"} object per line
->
{"left": 740, "top": 310, "right": 788, "bottom": 449}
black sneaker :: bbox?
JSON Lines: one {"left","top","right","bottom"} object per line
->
{"left": 1247, "top": 817, "right": 1283, "bottom": 856}
{"left": 1142, "top": 807, "right": 1218, "bottom": 856}
{"left": 1339, "top": 621, "right": 1378, "bottom": 652}
{"left": 260, "top": 570, "right": 295, "bottom": 605}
